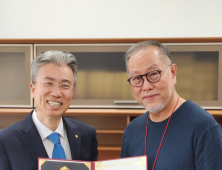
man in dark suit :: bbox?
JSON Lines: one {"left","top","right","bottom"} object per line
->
{"left": 0, "top": 51, "right": 98, "bottom": 170}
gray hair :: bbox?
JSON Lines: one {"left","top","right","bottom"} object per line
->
{"left": 124, "top": 40, "right": 172, "bottom": 73}
{"left": 31, "top": 51, "right": 78, "bottom": 87}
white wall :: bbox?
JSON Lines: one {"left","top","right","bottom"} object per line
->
{"left": 0, "top": 0, "right": 222, "bottom": 38}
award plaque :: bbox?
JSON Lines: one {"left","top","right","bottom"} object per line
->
{"left": 38, "top": 156, "right": 147, "bottom": 170}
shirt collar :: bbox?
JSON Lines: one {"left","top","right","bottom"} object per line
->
{"left": 32, "top": 110, "right": 65, "bottom": 140}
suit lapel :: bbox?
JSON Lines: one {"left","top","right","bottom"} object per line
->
{"left": 19, "top": 112, "right": 82, "bottom": 162}
{"left": 20, "top": 111, "right": 48, "bottom": 163}
{"left": 63, "top": 117, "right": 81, "bottom": 160}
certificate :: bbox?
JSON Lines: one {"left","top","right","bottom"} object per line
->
{"left": 38, "top": 155, "right": 147, "bottom": 170}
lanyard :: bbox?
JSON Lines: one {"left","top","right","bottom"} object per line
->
{"left": 144, "top": 95, "right": 180, "bottom": 170}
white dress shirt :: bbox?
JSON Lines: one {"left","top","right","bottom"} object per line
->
{"left": 32, "top": 110, "right": 72, "bottom": 160}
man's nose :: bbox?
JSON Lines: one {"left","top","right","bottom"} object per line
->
{"left": 141, "top": 76, "right": 154, "bottom": 91}
{"left": 50, "top": 84, "right": 62, "bottom": 97}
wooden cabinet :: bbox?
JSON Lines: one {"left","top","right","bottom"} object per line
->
{"left": 0, "top": 44, "right": 33, "bottom": 107}
{"left": 0, "top": 41, "right": 222, "bottom": 109}
{"left": 165, "top": 43, "right": 222, "bottom": 109}
{"left": 34, "top": 44, "right": 137, "bottom": 108}
{"left": 0, "top": 108, "right": 221, "bottom": 160}
{"left": 34, "top": 43, "right": 222, "bottom": 109}
{"left": 1, "top": 38, "right": 222, "bottom": 160}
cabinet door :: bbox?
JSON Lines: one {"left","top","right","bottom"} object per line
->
{"left": 35, "top": 44, "right": 140, "bottom": 108}
{"left": 165, "top": 43, "right": 222, "bottom": 109}
{"left": 0, "top": 45, "right": 33, "bottom": 107}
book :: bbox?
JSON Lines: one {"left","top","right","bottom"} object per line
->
{"left": 38, "top": 155, "right": 147, "bottom": 170}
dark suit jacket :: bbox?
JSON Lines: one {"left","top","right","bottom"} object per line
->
{"left": 0, "top": 110, "right": 98, "bottom": 170}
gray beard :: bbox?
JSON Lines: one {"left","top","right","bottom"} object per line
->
{"left": 145, "top": 84, "right": 172, "bottom": 114}
{"left": 145, "top": 97, "right": 170, "bottom": 113}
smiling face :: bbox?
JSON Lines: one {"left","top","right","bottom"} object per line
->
{"left": 128, "top": 46, "right": 177, "bottom": 113}
{"left": 30, "top": 63, "right": 75, "bottom": 121}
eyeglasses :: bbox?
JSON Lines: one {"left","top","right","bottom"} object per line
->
{"left": 33, "top": 82, "right": 74, "bottom": 92}
{"left": 127, "top": 64, "right": 172, "bottom": 87}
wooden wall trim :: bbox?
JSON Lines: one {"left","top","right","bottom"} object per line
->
{"left": 1, "top": 37, "right": 222, "bottom": 44}
{"left": 0, "top": 108, "right": 221, "bottom": 116}
{"left": 0, "top": 108, "right": 145, "bottom": 116}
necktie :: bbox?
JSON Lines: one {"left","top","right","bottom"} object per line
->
{"left": 48, "top": 132, "right": 66, "bottom": 159}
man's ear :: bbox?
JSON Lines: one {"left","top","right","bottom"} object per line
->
{"left": 171, "top": 64, "right": 177, "bottom": 84}
{"left": 73, "top": 82, "right": 76, "bottom": 93}
{"left": 30, "top": 83, "right": 35, "bottom": 98}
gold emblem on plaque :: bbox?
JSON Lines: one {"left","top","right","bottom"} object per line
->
{"left": 39, "top": 159, "right": 47, "bottom": 166}
{"left": 84, "top": 162, "right": 91, "bottom": 169}
{"left": 60, "top": 166, "right": 70, "bottom": 170}
{"left": 75, "top": 135, "right": 78, "bottom": 138}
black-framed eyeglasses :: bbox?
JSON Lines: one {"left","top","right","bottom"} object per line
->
{"left": 127, "top": 64, "right": 172, "bottom": 87}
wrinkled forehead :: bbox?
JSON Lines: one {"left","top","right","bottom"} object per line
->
{"left": 129, "top": 47, "right": 161, "bottom": 63}
{"left": 35, "top": 63, "right": 74, "bottom": 81}
{"left": 128, "top": 50, "right": 163, "bottom": 74}
{"left": 130, "top": 48, "right": 159, "bottom": 63}
{"left": 130, "top": 46, "right": 169, "bottom": 67}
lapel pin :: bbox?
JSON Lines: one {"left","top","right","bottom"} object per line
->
{"left": 75, "top": 135, "right": 78, "bottom": 138}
